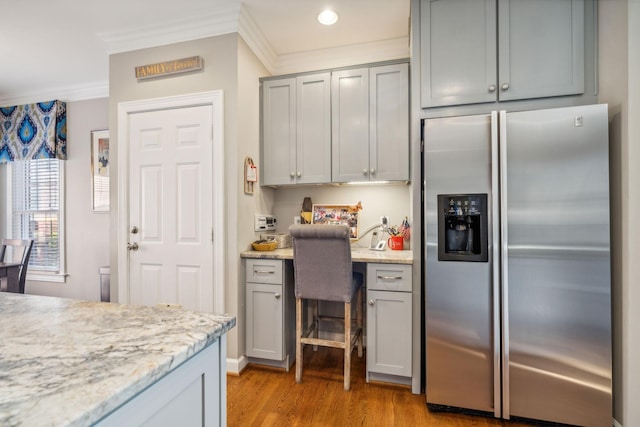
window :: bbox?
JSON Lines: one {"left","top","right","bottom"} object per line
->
{"left": 8, "top": 159, "right": 65, "bottom": 281}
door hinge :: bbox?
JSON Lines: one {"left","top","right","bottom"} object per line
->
{"left": 211, "top": 228, "right": 214, "bottom": 242}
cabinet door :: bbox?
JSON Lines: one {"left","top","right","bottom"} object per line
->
{"left": 246, "top": 282, "right": 284, "bottom": 360}
{"left": 262, "top": 78, "right": 296, "bottom": 185}
{"left": 332, "top": 68, "right": 370, "bottom": 183}
{"left": 296, "top": 73, "right": 332, "bottom": 184}
{"left": 420, "top": 0, "right": 497, "bottom": 108}
{"left": 370, "top": 64, "right": 409, "bottom": 181}
{"left": 367, "top": 290, "right": 412, "bottom": 377}
{"left": 498, "top": 0, "right": 584, "bottom": 101}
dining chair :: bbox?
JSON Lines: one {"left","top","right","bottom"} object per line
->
{"left": 289, "top": 224, "right": 363, "bottom": 391}
{"left": 0, "top": 239, "right": 34, "bottom": 294}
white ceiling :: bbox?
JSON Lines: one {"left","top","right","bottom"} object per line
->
{"left": 0, "top": 0, "right": 410, "bottom": 106}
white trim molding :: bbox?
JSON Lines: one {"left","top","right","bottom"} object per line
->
{"left": 117, "top": 91, "right": 226, "bottom": 314}
{"left": 226, "top": 355, "right": 248, "bottom": 375}
{"left": 100, "top": 4, "right": 241, "bottom": 54}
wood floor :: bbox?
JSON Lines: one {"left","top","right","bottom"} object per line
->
{"left": 227, "top": 346, "right": 529, "bottom": 426}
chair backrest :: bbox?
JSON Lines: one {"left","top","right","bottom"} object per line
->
{"left": 1, "top": 239, "right": 34, "bottom": 294}
{"left": 289, "top": 224, "right": 354, "bottom": 302}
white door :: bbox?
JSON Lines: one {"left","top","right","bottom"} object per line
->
{"left": 127, "top": 105, "right": 214, "bottom": 313}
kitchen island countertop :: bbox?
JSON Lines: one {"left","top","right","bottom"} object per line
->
{"left": 0, "top": 293, "right": 235, "bottom": 427}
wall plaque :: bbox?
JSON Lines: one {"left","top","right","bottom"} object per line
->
{"left": 135, "top": 56, "right": 203, "bottom": 80}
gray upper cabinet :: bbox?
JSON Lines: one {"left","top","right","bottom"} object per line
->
{"left": 262, "top": 73, "right": 331, "bottom": 185}
{"left": 420, "top": 0, "right": 585, "bottom": 108}
{"left": 370, "top": 64, "right": 410, "bottom": 181}
{"left": 333, "top": 63, "right": 409, "bottom": 183}
{"left": 332, "top": 68, "right": 370, "bottom": 183}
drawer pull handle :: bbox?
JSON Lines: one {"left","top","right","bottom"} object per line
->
{"left": 254, "top": 270, "right": 275, "bottom": 274}
{"left": 378, "top": 275, "right": 402, "bottom": 280}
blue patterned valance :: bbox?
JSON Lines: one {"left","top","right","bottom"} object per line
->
{"left": 0, "top": 100, "right": 67, "bottom": 163}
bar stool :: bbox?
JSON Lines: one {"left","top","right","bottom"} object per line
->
{"left": 289, "top": 224, "right": 363, "bottom": 391}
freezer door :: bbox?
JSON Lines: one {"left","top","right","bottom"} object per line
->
{"left": 424, "top": 114, "right": 498, "bottom": 415}
{"left": 501, "top": 105, "right": 612, "bottom": 427}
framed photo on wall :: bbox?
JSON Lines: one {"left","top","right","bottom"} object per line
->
{"left": 91, "top": 130, "right": 110, "bottom": 212}
{"left": 311, "top": 204, "right": 360, "bottom": 239}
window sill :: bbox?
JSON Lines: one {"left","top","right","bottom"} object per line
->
{"left": 26, "top": 273, "right": 68, "bottom": 283}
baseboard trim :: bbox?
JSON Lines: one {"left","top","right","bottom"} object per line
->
{"left": 226, "top": 355, "right": 248, "bottom": 375}
{"left": 613, "top": 418, "right": 622, "bottom": 427}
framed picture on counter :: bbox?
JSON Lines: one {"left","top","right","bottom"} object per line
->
{"left": 91, "top": 129, "right": 110, "bottom": 212}
{"left": 311, "top": 204, "right": 360, "bottom": 239}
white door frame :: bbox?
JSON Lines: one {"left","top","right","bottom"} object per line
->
{"left": 117, "top": 91, "right": 225, "bottom": 313}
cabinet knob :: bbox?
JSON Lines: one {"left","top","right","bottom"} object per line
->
{"left": 297, "top": 171, "right": 301, "bottom": 178}
{"left": 368, "top": 299, "right": 375, "bottom": 306}
{"left": 290, "top": 172, "right": 295, "bottom": 178}
{"left": 501, "top": 83, "right": 510, "bottom": 91}
{"left": 370, "top": 168, "right": 375, "bottom": 175}
{"left": 488, "top": 84, "right": 496, "bottom": 93}
{"left": 363, "top": 169, "right": 368, "bottom": 175}
{"left": 275, "top": 293, "right": 281, "bottom": 299}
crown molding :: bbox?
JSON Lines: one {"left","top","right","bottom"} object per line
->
{"left": 0, "top": 81, "right": 109, "bottom": 107}
{"left": 99, "top": 4, "right": 242, "bottom": 54}
{"left": 237, "top": 4, "right": 277, "bottom": 73}
{"left": 272, "top": 37, "right": 410, "bottom": 75}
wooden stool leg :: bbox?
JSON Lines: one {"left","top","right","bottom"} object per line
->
{"left": 356, "top": 287, "right": 363, "bottom": 358}
{"left": 296, "top": 297, "right": 303, "bottom": 384}
{"left": 312, "top": 299, "right": 319, "bottom": 351}
{"left": 344, "top": 301, "right": 351, "bottom": 391}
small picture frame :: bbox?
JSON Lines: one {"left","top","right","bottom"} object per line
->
{"left": 91, "top": 130, "right": 110, "bottom": 212}
{"left": 311, "top": 204, "right": 360, "bottom": 239}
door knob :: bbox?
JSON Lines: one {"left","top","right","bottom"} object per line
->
{"left": 127, "top": 242, "right": 139, "bottom": 251}
{"left": 130, "top": 226, "right": 139, "bottom": 234}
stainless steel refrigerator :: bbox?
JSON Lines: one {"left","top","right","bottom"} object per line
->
{"left": 424, "top": 104, "right": 612, "bottom": 427}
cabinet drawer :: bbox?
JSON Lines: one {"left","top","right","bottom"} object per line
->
{"left": 245, "top": 259, "right": 283, "bottom": 284}
{"left": 367, "top": 263, "right": 412, "bottom": 292}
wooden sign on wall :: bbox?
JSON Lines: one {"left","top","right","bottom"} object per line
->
{"left": 135, "top": 56, "right": 203, "bottom": 80}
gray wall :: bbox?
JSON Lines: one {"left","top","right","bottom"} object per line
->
{"left": 0, "top": 98, "right": 110, "bottom": 300}
{"left": 598, "top": 1, "right": 640, "bottom": 425}
{"left": 108, "top": 33, "right": 274, "bottom": 362}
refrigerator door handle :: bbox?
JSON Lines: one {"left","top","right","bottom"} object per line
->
{"left": 498, "top": 110, "right": 510, "bottom": 420}
{"left": 490, "top": 111, "right": 501, "bottom": 419}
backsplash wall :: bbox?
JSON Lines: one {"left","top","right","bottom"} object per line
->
{"left": 269, "top": 184, "right": 412, "bottom": 248}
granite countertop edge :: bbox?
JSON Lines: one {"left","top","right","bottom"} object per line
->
{"left": 241, "top": 247, "right": 414, "bottom": 264}
{"left": 0, "top": 293, "right": 236, "bottom": 427}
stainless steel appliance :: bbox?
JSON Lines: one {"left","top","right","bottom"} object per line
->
{"left": 424, "top": 105, "right": 611, "bottom": 427}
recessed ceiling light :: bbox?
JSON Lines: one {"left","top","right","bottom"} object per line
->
{"left": 317, "top": 9, "right": 338, "bottom": 26}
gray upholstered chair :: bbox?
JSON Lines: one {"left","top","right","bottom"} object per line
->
{"left": 289, "top": 224, "right": 363, "bottom": 391}
{"left": 0, "top": 239, "right": 34, "bottom": 294}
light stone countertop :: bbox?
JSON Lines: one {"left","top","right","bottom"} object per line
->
{"left": 241, "top": 247, "right": 413, "bottom": 264}
{"left": 0, "top": 293, "right": 235, "bottom": 427}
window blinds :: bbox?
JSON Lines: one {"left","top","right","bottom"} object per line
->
{"left": 11, "top": 159, "right": 60, "bottom": 272}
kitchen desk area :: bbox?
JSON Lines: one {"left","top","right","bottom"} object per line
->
{"left": 0, "top": 293, "right": 235, "bottom": 426}
{"left": 241, "top": 247, "right": 419, "bottom": 394}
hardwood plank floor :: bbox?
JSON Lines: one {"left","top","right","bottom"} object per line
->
{"left": 227, "top": 346, "right": 528, "bottom": 426}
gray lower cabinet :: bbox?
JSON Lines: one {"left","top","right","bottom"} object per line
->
{"left": 245, "top": 259, "right": 295, "bottom": 370}
{"left": 261, "top": 73, "right": 331, "bottom": 186}
{"left": 420, "top": 0, "right": 585, "bottom": 108}
{"left": 366, "top": 263, "right": 412, "bottom": 382}
{"left": 332, "top": 63, "right": 409, "bottom": 183}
